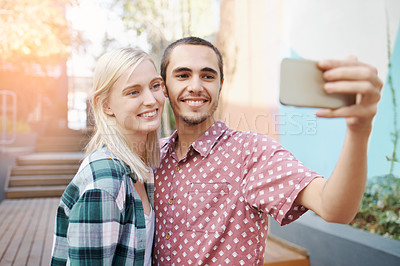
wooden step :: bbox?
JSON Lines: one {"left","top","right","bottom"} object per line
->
{"left": 17, "top": 157, "right": 82, "bottom": 166}
{"left": 35, "top": 144, "right": 85, "bottom": 153}
{"left": 5, "top": 186, "right": 66, "bottom": 199}
{"left": 34, "top": 130, "right": 91, "bottom": 153}
{"left": 41, "top": 128, "right": 93, "bottom": 137}
{"left": 35, "top": 141, "right": 88, "bottom": 150}
{"left": 37, "top": 133, "right": 91, "bottom": 139}
{"left": 264, "top": 235, "right": 310, "bottom": 266}
{"left": 36, "top": 136, "right": 90, "bottom": 146}
{"left": 8, "top": 175, "right": 72, "bottom": 187}
{"left": 10, "top": 165, "right": 79, "bottom": 176}
{"left": 35, "top": 141, "right": 87, "bottom": 146}
{"left": 16, "top": 152, "right": 84, "bottom": 166}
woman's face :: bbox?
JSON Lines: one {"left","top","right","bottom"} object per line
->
{"left": 104, "top": 59, "right": 165, "bottom": 139}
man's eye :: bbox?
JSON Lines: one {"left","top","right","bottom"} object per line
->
{"left": 176, "top": 74, "right": 188, "bottom": 79}
{"left": 203, "top": 74, "right": 215, "bottom": 80}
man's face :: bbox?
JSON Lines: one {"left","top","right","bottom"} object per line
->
{"left": 164, "top": 44, "right": 223, "bottom": 127}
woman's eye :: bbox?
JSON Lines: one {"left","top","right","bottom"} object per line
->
{"left": 152, "top": 83, "right": 161, "bottom": 90}
{"left": 129, "top": 90, "right": 139, "bottom": 96}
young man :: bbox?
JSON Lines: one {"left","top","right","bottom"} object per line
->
{"left": 154, "top": 37, "right": 382, "bottom": 265}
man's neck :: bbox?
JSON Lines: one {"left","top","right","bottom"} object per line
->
{"left": 174, "top": 118, "right": 215, "bottom": 160}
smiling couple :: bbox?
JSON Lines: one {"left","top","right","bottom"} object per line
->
{"left": 51, "top": 37, "right": 382, "bottom": 266}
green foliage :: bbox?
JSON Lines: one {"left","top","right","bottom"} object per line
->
{"left": 166, "top": 104, "right": 176, "bottom": 131}
{"left": 116, "top": 0, "right": 217, "bottom": 60}
{"left": 0, "top": 0, "right": 79, "bottom": 65}
{"left": 351, "top": 174, "right": 400, "bottom": 240}
{"left": 385, "top": 7, "right": 400, "bottom": 174}
{"left": 358, "top": 7, "right": 400, "bottom": 241}
{"left": 160, "top": 103, "right": 176, "bottom": 138}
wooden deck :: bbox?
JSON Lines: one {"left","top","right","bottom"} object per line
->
{"left": 0, "top": 198, "right": 59, "bottom": 265}
{"left": 0, "top": 197, "right": 309, "bottom": 266}
{"left": 264, "top": 235, "right": 310, "bottom": 266}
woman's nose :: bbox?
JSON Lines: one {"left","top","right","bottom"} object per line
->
{"left": 142, "top": 88, "right": 157, "bottom": 105}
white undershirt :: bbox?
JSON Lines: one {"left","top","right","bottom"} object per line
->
{"left": 144, "top": 207, "right": 155, "bottom": 266}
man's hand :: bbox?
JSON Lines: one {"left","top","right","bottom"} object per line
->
{"left": 295, "top": 57, "right": 383, "bottom": 223}
{"left": 316, "top": 56, "right": 383, "bottom": 133}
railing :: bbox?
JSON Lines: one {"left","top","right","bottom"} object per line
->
{"left": 0, "top": 90, "right": 17, "bottom": 145}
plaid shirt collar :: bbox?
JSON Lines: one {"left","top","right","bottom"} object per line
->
{"left": 98, "top": 145, "right": 140, "bottom": 181}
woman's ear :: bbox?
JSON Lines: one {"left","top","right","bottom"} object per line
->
{"left": 102, "top": 100, "right": 114, "bottom": 116}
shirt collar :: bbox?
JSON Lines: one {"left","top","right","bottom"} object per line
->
{"left": 98, "top": 145, "right": 133, "bottom": 176}
{"left": 161, "top": 129, "right": 179, "bottom": 155}
{"left": 162, "top": 120, "right": 228, "bottom": 158}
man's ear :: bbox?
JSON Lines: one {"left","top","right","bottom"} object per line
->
{"left": 102, "top": 100, "right": 114, "bottom": 116}
{"left": 219, "top": 78, "right": 224, "bottom": 94}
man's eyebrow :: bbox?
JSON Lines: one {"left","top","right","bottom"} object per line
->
{"left": 172, "top": 67, "right": 218, "bottom": 76}
{"left": 201, "top": 67, "right": 218, "bottom": 75}
{"left": 172, "top": 67, "right": 192, "bottom": 74}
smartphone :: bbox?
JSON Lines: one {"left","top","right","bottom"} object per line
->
{"left": 279, "top": 58, "right": 356, "bottom": 109}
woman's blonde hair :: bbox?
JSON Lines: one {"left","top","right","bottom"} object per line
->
{"left": 86, "top": 48, "right": 160, "bottom": 182}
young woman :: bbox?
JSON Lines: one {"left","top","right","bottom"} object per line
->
{"left": 51, "top": 48, "right": 165, "bottom": 265}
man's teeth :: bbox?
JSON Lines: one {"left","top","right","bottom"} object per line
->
{"left": 186, "top": 100, "right": 204, "bottom": 105}
{"left": 140, "top": 110, "right": 157, "bottom": 117}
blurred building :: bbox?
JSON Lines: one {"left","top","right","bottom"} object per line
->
{"left": 67, "top": 76, "right": 92, "bottom": 130}
{"left": 216, "top": 0, "right": 400, "bottom": 178}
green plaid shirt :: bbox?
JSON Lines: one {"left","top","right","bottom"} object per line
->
{"left": 51, "top": 146, "right": 154, "bottom": 265}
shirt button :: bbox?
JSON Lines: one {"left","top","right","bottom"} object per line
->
{"left": 165, "top": 234, "right": 171, "bottom": 240}
{"left": 168, "top": 199, "right": 173, "bottom": 205}
{"left": 175, "top": 166, "right": 180, "bottom": 171}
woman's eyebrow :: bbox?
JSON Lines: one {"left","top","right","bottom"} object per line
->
{"left": 150, "top": 76, "right": 163, "bottom": 83}
{"left": 122, "top": 84, "right": 140, "bottom": 94}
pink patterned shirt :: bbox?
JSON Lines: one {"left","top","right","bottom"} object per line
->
{"left": 154, "top": 121, "right": 320, "bottom": 265}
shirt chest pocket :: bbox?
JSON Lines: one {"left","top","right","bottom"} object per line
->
{"left": 186, "top": 182, "right": 229, "bottom": 233}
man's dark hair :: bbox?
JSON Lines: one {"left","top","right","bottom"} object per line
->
{"left": 160, "top": 36, "right": 224, "bottom": 83}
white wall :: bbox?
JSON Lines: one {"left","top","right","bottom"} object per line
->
{"left": 282, "top": 0, "right": 400, "bottom": 79}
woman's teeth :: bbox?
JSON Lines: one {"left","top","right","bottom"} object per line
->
{"left": 140, "top": 110, "right": 157, "bottom": 117}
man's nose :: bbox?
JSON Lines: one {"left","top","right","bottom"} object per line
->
{"left": 188, "top": 76, "right": 203, "bottom": 93}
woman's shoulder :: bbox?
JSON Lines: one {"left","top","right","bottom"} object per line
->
{"left": 72, "top": 147, "right": 130, "bottom": 198}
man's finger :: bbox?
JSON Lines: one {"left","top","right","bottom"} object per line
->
{"left": 317, "top": 58, "right": 374, "bottom": 72}
{"left": 324, "top": 81, "right": 381, "bottom": 103}
{"left": 346, "top": 55, "right": 358, "bottom": 62}
{"left": 323, "top": 66, "right": 382, "bottom": 87}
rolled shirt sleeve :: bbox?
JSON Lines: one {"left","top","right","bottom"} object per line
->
{"left": 242, "top": 132, "right": 321, "bottom": 225}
